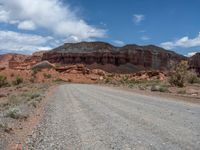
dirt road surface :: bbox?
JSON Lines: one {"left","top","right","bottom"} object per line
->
{"left": 27, "top": 84, "right": 200, "bottom": 150}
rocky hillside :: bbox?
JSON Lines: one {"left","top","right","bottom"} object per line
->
{"left": 42, "top": 42, "right": 186, "bottom": 72}
{"left": 189, "top": 52, "right": 200, "bottom": 74}
{"left": 0, "top": 53, "right": 42, "bottom": 70}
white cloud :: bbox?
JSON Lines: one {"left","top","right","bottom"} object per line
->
{"left": 0, "top": 8, "right": 9, "bottom": 23}
{"left": 0, "top": 5, "right": 19, "bottom": 24}
{"left": 0, "top": 30, "right": 55, "bottom": 52}
{"left": 161, "top": 32, "right": 200, "bottom": 49}
{"left": 0, "top": 0, "right": 106, "bottom": 41}
{"left": 133, "top": 14, "right": 145, "bottom": 24}
{"left": 187, "top": 52, "right": 197, "bottom": 57}
{"left": 160, "top": 42, "right": 174, "bottom": 49}
{"left": 18, "top": 20, "right": 36, "bottom": 30}
{"left": 141, "top": 35, "right": 150, "bottom": 41}
{"left": 37, "top": 47, "right": 52, "bottom": 51}
{"left": 113, "top": 40, "right": 125, "bottom": 46}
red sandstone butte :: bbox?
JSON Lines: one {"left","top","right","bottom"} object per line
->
{"left": 42, "top": 42, "right": 186, "bottom": 72}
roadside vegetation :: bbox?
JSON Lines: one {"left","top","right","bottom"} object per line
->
{"left": 0, "top": 82, "right": 50, "bottom": 137}
{"left": 43, "top": 73, "right": 52, "bottom": 79}
{"left": 169, "top": 61, "right": 200, "bottom": 87}
{"left": 0, "top": 75, "right": 10, "bottom": 88}
{"left": 12, "top": 76, "right": 23, "bottom": 85}
{"left": 103, "top": 61, "right": 200, "bottom": 97}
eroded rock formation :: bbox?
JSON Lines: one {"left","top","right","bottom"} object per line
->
{"left": 42, "top": 42, "right": 186, "bottom": 72}
{"left": 189, "top": 52, "right": 200, "bottom": 74}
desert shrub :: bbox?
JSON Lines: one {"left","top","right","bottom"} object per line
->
{"left": 54, "top": 78, "right": 67, "bottom": 83}
{"left": 177, "top": 89, "right": 186, "bottom": 94}
{"left": 30, "top": 93, "right": 40, "bottom": 99}
{"left": 169, "top": 61, "right": 188, "bottom": 87}
{"left": 6, "top": 107, "right": 28, "bottom": 120}
{"left": 122, "top": 75, "right": 129, "bottom": 82}
{"left": 187, "top": 70, "right": 200, "bottom": 84}
{"left": 31, "top": 68, "right": 39, "bottom": 76}
{"left": 169, "top": 61, "right": 200, "bottom": 87}
{"left": 12, "top": 76, "right": 23, "bottom": 85}
{"left": 0, "top": 122, "right": 11, "bottom": 133}
{"left": 0, "top": 75, "right": 9, "bottom": 88}
{"left": 151, "top": 84, "right": 169, "bottom": 92}
{"left": 29, "top": 101, "right": 37, "bottom": 108}
{"left": 122, "top": 78, "right": 162, "bottom": 89}
{"left": 6, "top": 107, "right": 21, "bottom": 119}
{"left": 43, "top": 73, "right": 52, "bottom": 79}
{"left": 159, "top": 86, "right": 169, "bottom": 92}
{"left": 105, "top": 77, "right": 112, "bottom": 84}
{"left": 29, "top": 77, "right": 35, "bottom": 83}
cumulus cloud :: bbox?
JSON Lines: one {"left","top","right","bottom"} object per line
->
{"left": 0, "top": 7, "right": 9, "bottom": 23}
{"left": 0, "top": 0, "right": 106, "bottom": 41}
{"left": 161, "top": 32, "right": 200, "bottom": 49}
{"left": 113, "top": 40, "right": 125, "bottom": 46}
{"left": 187, "top": 52, "right": 197, "bottom": 57}
{"left": 0, "top": 5, "right": 18, "bottom": 24}
{"left": 133, "top": 14, "right": 145, "bottom": 24}
{"left": 17, "top": 20, "right": 36, "bottom": 30}
{"left": 0, "top": 30, "right": 54, "bottom": 52}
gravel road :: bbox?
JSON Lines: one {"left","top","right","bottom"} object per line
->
{"left": 27, "top": 84, "right": 200, "bottom": 150}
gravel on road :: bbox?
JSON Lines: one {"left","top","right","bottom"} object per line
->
{"left": 27, "top": 84, "right": 200, "bottom": 150}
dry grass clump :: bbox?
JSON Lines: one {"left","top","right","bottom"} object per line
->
{"left": 0, "top": 75, "right": 10, "bottom": 88}
{"left": 12, "top": 76, "right": 23, "bottom": 85}
{"left": 6, "top": 107, "right": 27, "bottom": 119}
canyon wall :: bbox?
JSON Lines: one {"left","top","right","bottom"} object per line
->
{"left": 42, "top": 42, "right": 186, "bottom": 71}
{"left": 189, "top": 53, "right": 200, "bottom": 74}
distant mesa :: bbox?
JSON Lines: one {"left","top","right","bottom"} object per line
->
{"left": 42, "top": 41, "right": 186, "bottom": 73}
{"left": 1, "top": 42, "right": 199, "bottom": 74}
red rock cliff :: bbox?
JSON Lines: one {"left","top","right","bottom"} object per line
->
{"left": 189, "top": 52, "right": 200, "bottom": 74}
{"left": 42, "top": 42, "right": 186, "bottom": 71}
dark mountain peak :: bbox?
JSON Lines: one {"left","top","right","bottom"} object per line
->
{"left": 54, "top": 41, "right": 116, "bottom": 53}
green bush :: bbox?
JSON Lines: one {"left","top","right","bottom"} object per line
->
{"left": 12, "top": 76, "right": 23, "bottom": 85}
{"left": 0, "top": 75, "right": 9, "bottom": 88}
{"left": 105, "top": 77, "right": 112, "bottom": 84}
{"left": 31, "top": 68, "right": 39, "bottom": 76}
{"left": 169, "top": 61, "right": 200, "bottom": 87}
{"left": 43, "top": 73, "right": 52, "bottom": 79}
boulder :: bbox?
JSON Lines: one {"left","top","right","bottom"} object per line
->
{"left": 32, "top": 61, "right": 55, "bottom": 70}
{"left": 91, "top": 69, "right": 106, "bottom": 76}
{"left": 0, "top": 66, "right": 5, "bottom": 71}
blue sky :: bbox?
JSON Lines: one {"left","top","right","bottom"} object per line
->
{"left": 0, "top": 0, "right": 200, "bottom": 56}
